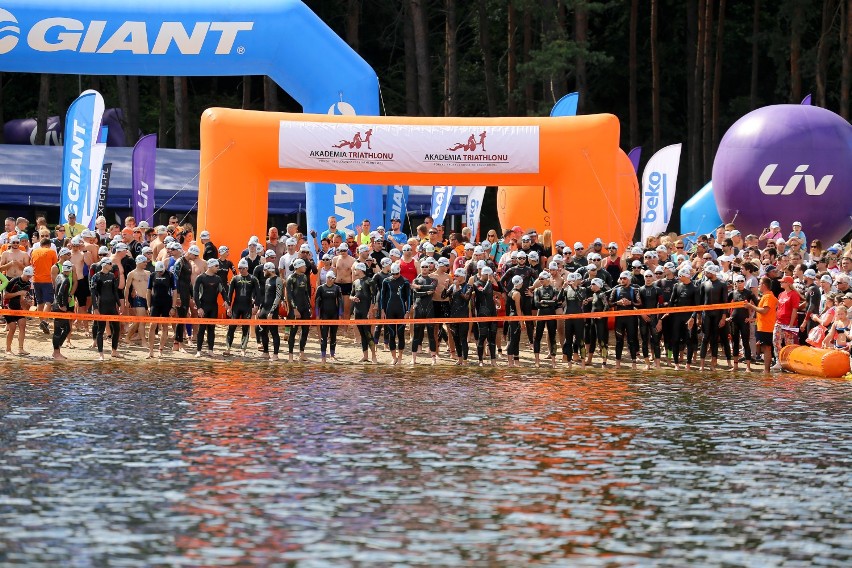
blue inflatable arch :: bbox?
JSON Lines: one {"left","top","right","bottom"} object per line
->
{"left": 0, "top": 0, "right": 380, "bottom": 236}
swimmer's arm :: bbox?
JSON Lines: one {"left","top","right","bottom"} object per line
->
{"left": 0, "top": 272, "right": 8, "bottom": 293}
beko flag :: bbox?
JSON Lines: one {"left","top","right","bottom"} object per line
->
{"left": 60, "top": 89, "right": 105, "bottom": 227}
{"left": 385, "top": 185, "right": 409, "bottom": 228}
{"left": 466, "top": 186, "right": 487, "bottom": 241}
{"left": 132, "top": 134, "right": 157, "bottom": 224}
{"left": 640, "top": 143, "right": 682, "bottom": 243}
{"left": 430, "top": 185, "right": 455, "bottom": 226}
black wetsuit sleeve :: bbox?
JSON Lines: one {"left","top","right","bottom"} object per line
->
{"left": 271, "top": 278, "right": 283, "bottom": 312}
{"left": 193, "top": 277, "right": 204, "bottom": 306}
{"left": 251, "top": 277, "right": 261, "bottom": 307}
{"left": 91, "top": 274, "right": 101, "bottom": 311}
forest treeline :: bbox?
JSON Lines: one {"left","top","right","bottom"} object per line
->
{"left": 2, "top": 0, "right": 850, "bottom": 208}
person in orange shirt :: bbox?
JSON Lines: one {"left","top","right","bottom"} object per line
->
{"left": 747, "top": 276, "right": 778, "bottom": 375}
{"left": 30, "top": 237, "right": 58, "bottom": 334}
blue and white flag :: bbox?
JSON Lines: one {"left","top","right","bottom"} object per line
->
{"left": 640, "top": 144, "right": 682, "bottom": 243}
{"left": 60, "top": 89, "right": 105, "bottom": 228}
{"left": 430, "top": 185, "right": 455, "bottom": 226}
{"left": 385, "top": 185, "right": 409, "bottom": 228}
{"left": 466, "top": 186, "right": 487, "bottom": 241}
{"left": 550, "top": 92, "right": 579, "bottom": 117}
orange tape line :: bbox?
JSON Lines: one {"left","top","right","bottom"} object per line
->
{"left": 0, "top": 303, "right": 744, "bottom": 326}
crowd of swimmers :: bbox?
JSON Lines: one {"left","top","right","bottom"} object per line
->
{"left": 1, "top": 213, "right": 850, "bottom": 373}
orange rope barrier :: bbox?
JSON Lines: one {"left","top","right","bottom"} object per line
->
{"left": 0, "top": 303, "right": 744, "bottom": 327}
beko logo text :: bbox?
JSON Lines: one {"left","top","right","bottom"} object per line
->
{"left": 0, "top": 12, "right": 253, "bottom": 55}
{"left": 758, "top": 164, "right": 833, "bottom": 196}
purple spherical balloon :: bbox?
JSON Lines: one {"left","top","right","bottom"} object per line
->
{"left": 712, "top": 104, "right": 852, "bottom": 245}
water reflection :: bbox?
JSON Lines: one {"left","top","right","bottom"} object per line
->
{"left": 0, "top": 363, "right": 850, "bottom": 566}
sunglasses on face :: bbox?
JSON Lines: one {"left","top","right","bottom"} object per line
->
{"left": 576, "top": 247, "right": 584, "bottom": 251}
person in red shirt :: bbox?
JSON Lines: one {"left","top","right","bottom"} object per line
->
{"left": 773, "top": 275, "right": 801, "bottom": 364}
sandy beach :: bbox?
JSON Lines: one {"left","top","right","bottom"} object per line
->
{"left": 5, "top": 316, "right": 603, "bottom": 368}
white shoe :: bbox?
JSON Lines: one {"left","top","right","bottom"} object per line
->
{"left": 770, "top": 363, "right": 783, "bottom": 372}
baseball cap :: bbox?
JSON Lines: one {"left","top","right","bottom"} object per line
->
{"left": 293, "top": 258, "right": 306, "bottom": 269}
{"left": 770, "top": 220, "right": 780, "bottom": 228}
{"left": 511, "top": 225, "right": 523, "bottom": 233}
{"left": 764, "top": 265, "right": 777, "bottom": 273}
{"left": 187, "top": 245, "right": 201, "bottom": 256}
{"left": 792, "top": 221, "right": 802, "bottom": 227}
{"left": 781, "top": 275, "right": 794, "bottom": 284}
{"left": 22, "top": 266, "right": 34, "bottom": 276}
{"left": 199, "top": 230, "right": 210, "bottom": 239}
{"left": 135, "top": 255, "right": 147, "bottom": 264}
{"left": 733, "top": 275, "right": 745, "bottom": 282}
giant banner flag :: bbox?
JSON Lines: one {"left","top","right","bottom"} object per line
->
{"left": 640, "top": 143, "right": 682, "bottom": 243}
{"left": 132, "top": 134, "right": 157, "bottom": 224}
{"left": 0, "top": 0, "right": 381, "bottom": 239}
{"left": 59, "top": 89, "right": 105, "bottom": 227}
{"left": 385, "top": 185, "right": 409, "bottom": 228}
{"left": 466, "top": 186, "right": 487, "bottom": 241}
{"left": 430, "top": 186, "right": 455, "bottom": 226}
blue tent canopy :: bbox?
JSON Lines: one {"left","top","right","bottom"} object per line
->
{"left": 0, "top": 145, "right": 470, "bottom": 216}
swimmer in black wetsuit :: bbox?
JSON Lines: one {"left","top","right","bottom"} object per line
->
{"left": 561, "top": 272, "right": 586, "bottom": 368}
{"left": 470, "top": 265, "right": 501, "bottom": 366}
{"left": 533, "top": 271, "right": 559, "bottom": 367}
{"left": 51, "top": 261, "right": 73, "bottom": 360}
{"left": 257, "top": 262, "right": 283, "bottom": 360}
{"left": 637, "top": 270, "right": 664, "bottom": 369}
{"left": 225, "top": 259, "right": 260, "bottom": 357}
{"left": 91, "top": 258, "right": 121, "bottom": 361}
{"left": 609, "top": 270, "right": 640, "bottom": 369}
{"left": 193, "top": 258, "right": 227, "bottom": 358}
{"left": 286, "top": 258, "right": 312, "bottom": 362}
{"left": 410, "top": 258, "right": 438, "bottom": 365}
{"left": 583, "top": 278, "right": 610, "bottom": 367}
{"left": 379, "top": 262, "right": 411, "bottom": 365}
{"left": 350, "top": 262, "right": 378, "bottom": 363}
{"left": 666, "top": 268, "right": 699, "bottom": 370}
{"left": 443, "top": 268, "right": 473, "bottom": 365}
{"left": 505, "top": 275, "right": 524, "bottom": 367}
{"left": 698, "top": 263, "right": 732, "bottom": 370}
{"left": 316, "top": 270, "right": 343, "bottom": 362}
{"left": 147, "top": 261, "right": 176, "bottom": 358}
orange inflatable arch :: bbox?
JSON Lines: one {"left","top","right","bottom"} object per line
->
{"left": 198, "top": 108, "right": 623, "bottom": 252}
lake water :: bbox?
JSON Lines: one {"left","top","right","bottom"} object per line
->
{"left": 1, "top": 362, "right": 851, "bottom": 566}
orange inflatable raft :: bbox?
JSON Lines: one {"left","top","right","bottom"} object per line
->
{"left": 779, "top": 345, "right": 851, "bottom": 378}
